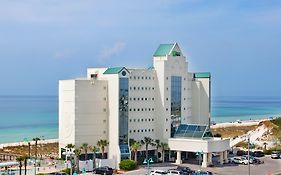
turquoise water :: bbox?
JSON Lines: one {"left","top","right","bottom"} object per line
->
{"left": 0, "top": 96, "right": 58, "bottom": 144}
{"left": 0, "top": 96, "right": 281, "bottom": 143}
{"left": 212, "top": 96, "right": 281, "bottom": 123}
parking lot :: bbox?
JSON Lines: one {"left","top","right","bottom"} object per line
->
{"left": 124, "top": 156, "right": 281, "bottom": 175}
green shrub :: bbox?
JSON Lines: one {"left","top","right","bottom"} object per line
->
{"left": 119, "top": 159, "right": 137, "bottom": 171}
{"left": 61, "top": 168, "right": 71, "bottom": 174}
{"left": 213, "top": 133, "right": 222, "bottom": 137}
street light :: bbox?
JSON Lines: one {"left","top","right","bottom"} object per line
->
{"left": 247, "top": 136, "right": 250, "bottom": 175}
{"left": 63, "top": 151, "right": 75, "bottom": 175}
{"left": 143, "top": 158, "right": 154, "bottom": 175}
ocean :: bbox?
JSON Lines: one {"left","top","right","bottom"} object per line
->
{"left": 0, "top": 95, "right": 281, "bottom": 144}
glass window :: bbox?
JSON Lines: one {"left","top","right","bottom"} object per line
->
{"left": 171, "top": 76, "right": 182, "bottom": 137}
{"left": 119, "top": 78, "right": 129, "bottom": 145}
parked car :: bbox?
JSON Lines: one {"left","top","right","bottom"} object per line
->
{"left": 176, "top": 166, "right": 193, "bottom": 174}
{"left": 253, "top": 151, "right": 265, "bottom": 157}
{"left": 229, "top": 156, "right": 249, "bottom": 165}
{"left": 167, "top": 170, "right": 182, "bottom": 175}
{"left": 271, "top": 151, "right": 280, "bottom": 159}
{"left": 253, "top": 158, "right": 264, "bottom": 164}
{"left": 191, "top": 171, "right": 213, "bottom": 175}
{"left": 242, "top": 155, "right": 254, "bottom": 164}
{"left": 150, "top": 170, "right": 168, "bottom": 175}
{"left": 236, "top": 150, "right": 245, "bottom": 156}
{"left": 93, "top": 166, "right": 113, "bottom": 175}
{"left": 47, "top": 173, "right": 68, "bottom": 175}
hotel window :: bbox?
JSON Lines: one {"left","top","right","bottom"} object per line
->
{"left": 129, "top": 130, "right": 132, "bottom": 133}
{"left": 141, "top": 119, "right": 144, "bottom": 122}
{"left": 166, "top": 108, "right": 168, "bottom": 111}
{"left": 134, "top": 119, "right": 136, "bottom": 122}
{"left": 166, "top": 98, "right": 169, "bottom": 101}
{"left": 137, "top": 108, "right": 140, "bottom": 111}
{"left": 166, "top": 118, "right": 168, "bottom": 121}
{"left": 145, "top": 129, "right": 147, "bottom": 132}
{"left": 142, "top": 76, "right": 144, "bottom": 79}
{"left": 145, "top": 77, "right": 147, "bottom": 79}
{"left": 104, "top": 86, "right": 106, "bottom": 90}
{"left": 137, "top": 130, "right": 140, "bottom": 132}
{"left": 103, "top": 108, "right": 106, "bottom": 112}
{"left": 141, "top": 130, "right": 143, "bottom": 132}
{"left": 138, "top": 76, "right": 140, "bottom": 79}
{"left": 129, "top": 119, "right": 132, "bottom": 122}
{"left": 152, "top": 108, "right": 154, "bottom": 111}
{"left": 104, "top": 97, "right": 106, "bottom": 101}
{"left": 149, "top": 87, "right": 151, "bottom": 90}
{"left": 133, "top": 109, "right": 136, "bottom": 111}
{"left": 133, "top": 130, "right": 136, "bottom": 132}
{"left": 145, "top": 108, "right": 147, "bottom": 111}
{"left": 152, "top": 119, "right": 154, "bottom": 121}
{"left": 145, "top": 98, "right": 147, "bottom": 100}
{"left": 184, "top": 88, "right": 186, "bottom": 91}
{"left": 133, "top": 87, "right": 136, "bottom": 90}
{"left": 149, "top": 119, "right": 151, "bottom": 121}
{"left": 152, "top": 129, "right": 154, "bottom": 132}
{"left": 134, "top": 76, "right": 136, "bottom": 79}
{"left": 145, "top": 119, "right": 147, "bottom": 121}
{"left": 141, "top": 108, "right": 144, "bottom": 111}
{"left": 148, "top": 129, "right": 151, "bottom": 132}
{"left": 104, "top": 131, "right": 106, "bottom": 134}
{"left": 184, "top": 108, "right": 186, "bottom": 110}
{"left": 138, "top": 98, "right": 140, "bottom": 100}
{"left": 138, "top": 119, "right": 140, "bottom": 122}
{"left": 145, "top": 87, "right": 147, "bottom": 90}
{"left": 142, "top": 87, "right": 144, "bottom": 90}
{"left": 104, "top": 120, "right": 106, "bottom": 123}
{"left": 141, "top": 98, "right": 144, "bottom": 101}
{"left": 149, "top": 77, "right": 151, "bottom": 80}
{"left": 130, "top": 76, "right": 132, "bottom": 79}
{"left": 166, "top": 77, "right": 169, "bottom": 80}
{"left": 166, "top": 129, "right": 168, "bottom": 132}
{"left": 148, "top": 108, "right": 151, "bottom": 111}
{"left": 138, "top": 87, "right": 140, "bottom": 90}
{"left": 184, "top": 98, "right": 186, "bottom": 101}
{"left": 152, "top": 98, "right": 154, "bottom": 100}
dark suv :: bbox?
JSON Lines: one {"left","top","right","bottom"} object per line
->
{"left": 93, "top": 166, "right": 113, "bottom": 175}
{"left": 176, "top": 166, "right": 193, "bottom": 175}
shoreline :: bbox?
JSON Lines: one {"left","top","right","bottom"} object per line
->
{"left": 0, "top": 139, "right": 58, "bottom": 149}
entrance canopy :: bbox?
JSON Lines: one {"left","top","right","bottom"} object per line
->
{"left": 173, "top": 124, "right": 213, "bottom": 139}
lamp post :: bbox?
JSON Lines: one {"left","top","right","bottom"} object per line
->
{"left": 143, "top": 158, "right": 154, "bottom": 175}
{"left": 63, "top": 151, "right": 75, "bottom": 175}
{"left": 196, "top": 151, "right": 203, "bottom": 171}
{"left": 247, "top": 136, "right": 250, "bottom": 175}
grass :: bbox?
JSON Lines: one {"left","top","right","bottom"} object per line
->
{"left": 270, "top": 117, "right": 281, "bottom": 140}
{"left": 0, "top": 142, "right": 59, "bottom": 158}
{"left": 211, "top": 125, "right": 258, "bottom": 139}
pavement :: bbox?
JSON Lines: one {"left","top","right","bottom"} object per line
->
{"left": 124, "top": 156, "right": 281, "bottom": 175}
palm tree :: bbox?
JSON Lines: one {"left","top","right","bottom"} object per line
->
{"left": 32, "top": 137, "right": 40, "bottom": 158}
{"left": 160, "top": 142, "right": 169, "bottom": 163}
{"left": 97, "top": 139, "right": 109, "bottom": 159}
{"left": 73, "top": 148, "right": 81, "bottom": 173}
{"left": 16, "top": 156, "right": 24, "bottom": 175}
{"left": 155, "top": 139, "right": 161, "bottom": 162}
{"left": 141, "top": 137, "right": 155, "bottom": 159}
{"left": 80, "top": 143, "right": 90, "bottom": 161}
{"left": 130, "top": 141, "right": 141, "bottom": 162}
{"left": 22, "top": 155, "right": 29, "bottom": 175}
{"left": 92, "top": 146, "right": 99, "bottom": 168}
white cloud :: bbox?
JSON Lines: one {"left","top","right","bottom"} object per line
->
{"left": 99, "top": 42, "right": 126, "bottom": 60}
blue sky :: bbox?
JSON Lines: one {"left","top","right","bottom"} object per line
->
{"left": 0, "top": 0, "right": 281, "bottom": 97}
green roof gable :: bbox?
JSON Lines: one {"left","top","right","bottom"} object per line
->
{"left": 103, "top": 67, "right": 125, "bottom": 74}
{"left": 153, "top": 44, "right": 174, "bottom": 56}
{"left": 194, "top": 72, "right": 211, "bottom": 78}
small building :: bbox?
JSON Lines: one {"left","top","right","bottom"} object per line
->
{"left": 58, "top": 43, "right": 230, "bottom": 168}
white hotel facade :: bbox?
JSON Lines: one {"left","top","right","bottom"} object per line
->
{"left": 59, "top": 43, "right": 230, "bottom": 168}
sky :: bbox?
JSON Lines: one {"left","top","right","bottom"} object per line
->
{"left": 0, "top": 0, "right": 281, "bottom": 97}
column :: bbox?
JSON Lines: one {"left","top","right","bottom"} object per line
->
{"left": 175, "top": 151, "right": 182, "bottom": 164}
{"left": 207, "top": 153, "right": 212, "bottom": 166}
{"left": 168, "top": 151, "right": 171, "bottom": 162}
{"left": 219, "top": 152, "right": 224, "bottom": 165}
{"left": 185, "top": 152, "right": 188, "bottom": 160}
{"left": 201, "top": 153, "right": 208, "bottom": 168}
{"left": 224, "top": 151, "right": 228, "bottom": 163}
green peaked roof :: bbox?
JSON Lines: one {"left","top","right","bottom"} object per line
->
{"left": 194, "top": 72, "right": 211, "bottom": 78}
{"left": 153, "top": 44, "right": 174, "bottom": 56}
{"left": 103, "top": 67, "right": 125, "bottom": 74}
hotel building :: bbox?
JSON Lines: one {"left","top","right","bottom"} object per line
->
{"left": 59, "top": 43, "right": 230, "bottom": 168}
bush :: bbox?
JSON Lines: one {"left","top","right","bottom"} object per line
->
{"left": 213, "top": 133, "right": 222, "bottom": 137}
{"left": 61, "top": 168, "right": 71, "bottom": 174}
{"left": 119, "top": 159, "right": 137, "bottom": 171}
